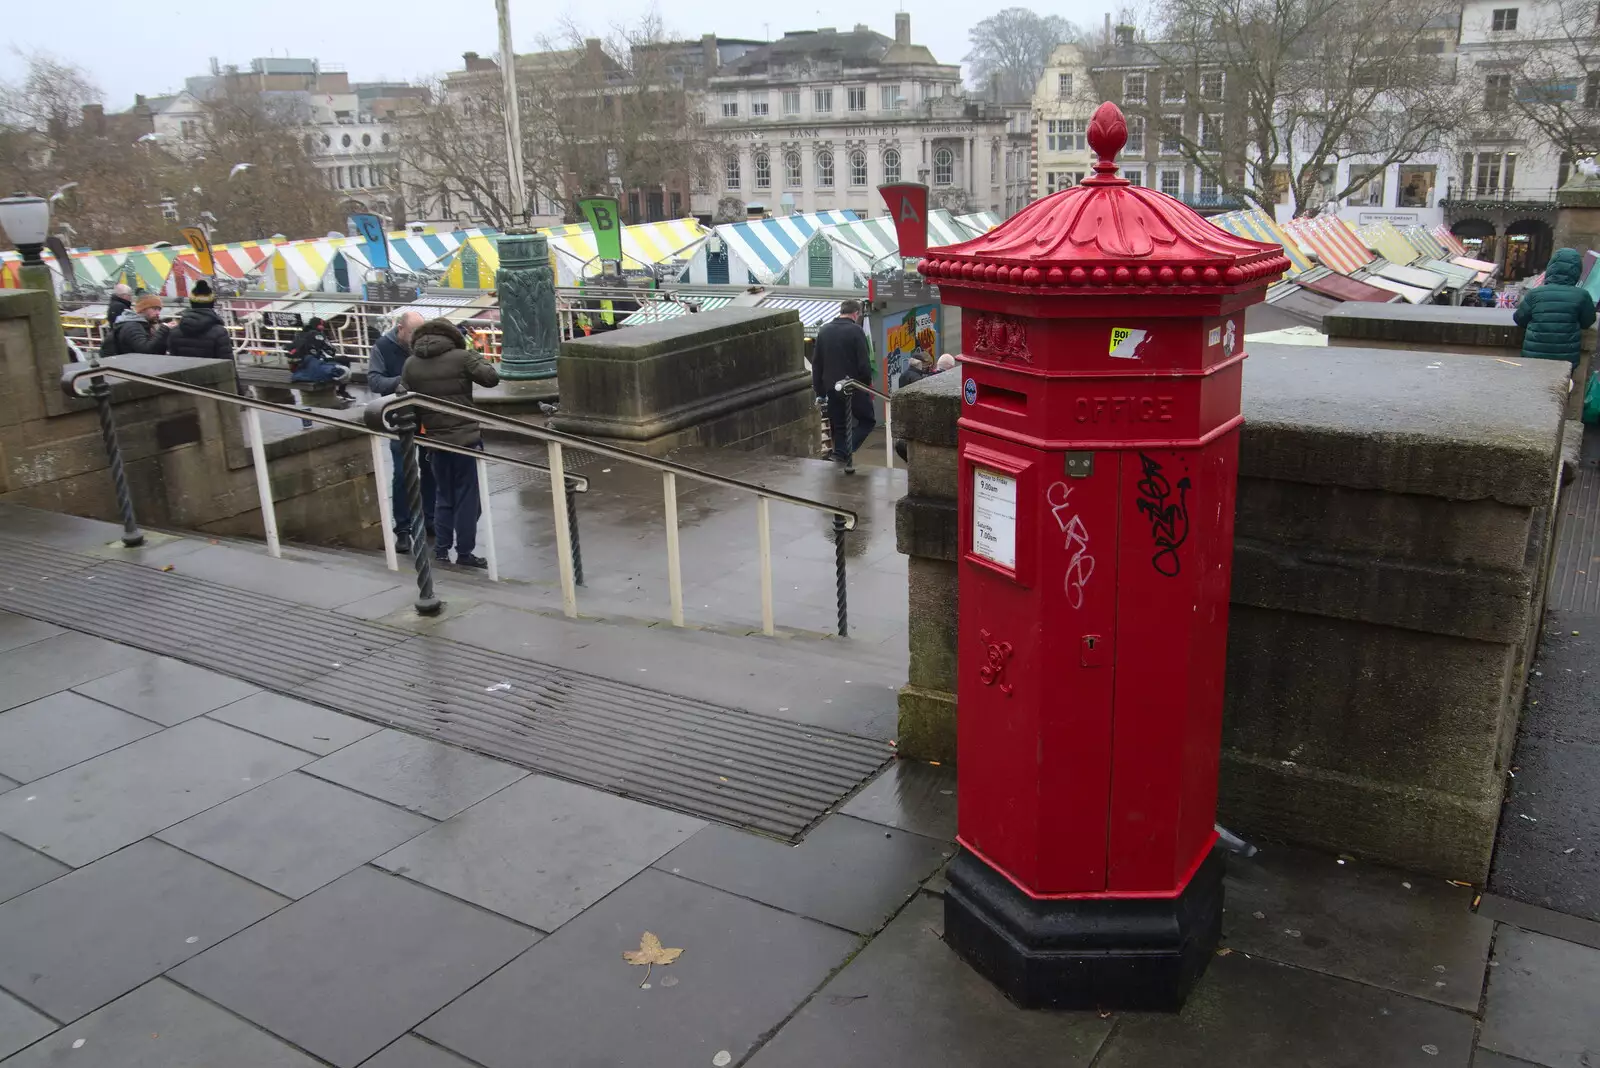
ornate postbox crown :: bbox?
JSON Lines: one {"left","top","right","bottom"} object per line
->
{"left": 919, "top": 102, "right": 1289, "bottom": 297}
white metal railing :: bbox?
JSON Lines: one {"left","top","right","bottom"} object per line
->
{"left": 834, "top": 377, "right": 895, "bottom": 471}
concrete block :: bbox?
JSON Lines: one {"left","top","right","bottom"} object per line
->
{"left": 907, "top": 443, "right": 958, "bottom": 501}
{"left": 892, "top": 371, "right": 961, "bottom": 448}
{"left": 897, "top": 684, "right": 957, "bottom": 765}
{"left": 907, "top": 557, "right": 957, "bottom": 693}
{"left": 896, "top": 496, "right": 958, "bottom": 563}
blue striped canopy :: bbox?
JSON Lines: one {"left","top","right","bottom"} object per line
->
{"left": 717, "top": 211, "right": 858, "bottom": 284}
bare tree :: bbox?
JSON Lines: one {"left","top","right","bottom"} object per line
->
{"left": 1105, "top": 0, "right": 1467, "bottom": 214}
{"left": 1475, "top": 0, "right": 1600, "bottom": 170}
{"left": 966, "top": 9, "right": 1081, "bottom": 101}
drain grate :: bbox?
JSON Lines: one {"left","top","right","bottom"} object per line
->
{"left": 1551, "top": 464, "right": 1600, "bottom": 614}
{"left": 0, "top": 535, "right": 889, "bottom": 839}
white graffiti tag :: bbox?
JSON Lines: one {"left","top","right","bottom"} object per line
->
{"left": 1046, "top": 482, "right": 1096, "bottom": 609}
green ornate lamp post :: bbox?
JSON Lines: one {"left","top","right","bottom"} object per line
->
{"left": 495, "top": 231, "right": 559, "bottom": 381}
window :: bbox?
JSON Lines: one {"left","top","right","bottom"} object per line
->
{"left": 341, "top": 133, "right": 352, "bottom": 147}
{"left": 934, "top": 147, "right": 954, "bottom": 185}
{"left": 814, "top": 88, "right": 833, "bottom": 113}
{"left": 1161, "top": 115, "right": 1183, "bottom": 154}
{"left": 161, "top": 199, "right": 179, "bottom": 222}
{"left": 1162, "top": 73, "right": 1185, "bottom": 103}
{"left": 883, "top": 147, "right": 901, "bottom": 183}
{"left": 1491, "top": 7, "right": 1518, "bottom": 29}
{"left": 721, "top": 94, "right": 739, "bottom": 118}
{"left": 1125, "top": 72, "right": 1146, "bottom": 102}
{"left": 1125, "top": 170, "right": 1143, "bottom": 187}
{"left": 1200, "top": 114, "right": 1221, "bottom": 151}
{"left": 1160, "top": 169, "right": 1181, "bottom": 196}
{"left": 1485, "top": 73, "right": 1512, "bottom": 111}
{"left": 362, "top": 133, "right": 372, "bottom": 146}
{"left": 1398, "top": 165, "right": 1435, "bottom": 206}
{"left": 881, "top": 85, "right": 903, "bottom": 111}
{"left": 847, "top": 87, "right": 866, "bottom": 111}
{"left": 1045, "top": 171, "right": 1084, "bottom": 192}
{"left": 991, "top": 144, "right": 999, "bottom": 182}
{"left": 670, "top": 191, "right": 682, "bottom": 216}
{"left": 751, "top": 92, "right": 769, "bottom": 117}
{"left": 816, "top": 148, "right": 835, "bottom": 187}
{"left": 1586, "top": 71, "right": 1600, "bottom": 109}
{"left": 754, "top": 151, "right": 771, "bottom": 189}
{"left": 1201, "top": 71, "right": 1224, "bottom": 100}
{"left": 1047, "top": 119, "right": 1086, "bottom": 151}
{"left": 782, "top": 90, "right": 801, "bottom": 115}
{"left": 785, "top": 150, "right": 802, "bottom": 187}
{"left": 1058, "top": 73, "right": 1073, "bottom": 98}
{"left": 850, "top": 149, "right": 868, "bottom": 186}
{"left": 322, "top": 134, "right": 331, "bottom": 147}
{"left": 725, "top": 154, "right": 741, "bottom": 190}
{"left": 1127, "top": 115, "right": 1145, "bottom": 153}
{"left": 1198, "top": 172, "right": 1220, "bottom": 204}
{"left": 382, "top": 132, "right": 391, "bottom": 145}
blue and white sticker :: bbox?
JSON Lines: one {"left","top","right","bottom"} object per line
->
{"left": 964, "top": 378, "right": 978, "bottom": 405}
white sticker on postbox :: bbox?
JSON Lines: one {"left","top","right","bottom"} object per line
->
{"left": 1109, "top": 327, "right": 1148, "bottom": 359}
{"left": 1208, "top": 326, "right": 1222, "bottom": 347}
{"left": 972, "top": 468, "right": 1018, "bottom": 569}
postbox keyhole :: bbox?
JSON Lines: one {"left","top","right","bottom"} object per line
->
{"left": 1082, "top": 633, "right": 1105, "bottom": 667}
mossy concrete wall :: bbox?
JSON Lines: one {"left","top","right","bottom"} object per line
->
{"left": 894, "top": 344, "right": 1568, "bottom": 882}
{"left": 550, "top": 307, "right": 819, "bottom": 456}
{"left": 0, "top": 289, "right": 383, "bottom": 549}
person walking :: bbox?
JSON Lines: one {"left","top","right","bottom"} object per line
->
{"left": 401, "top": 318, "right": 500, "bottom": 568}
{"left": 812, "top": 299, "right": 875, "bottom": 462}
{"left": 106, "top": 295, "right": 171, "bottom": 356}
{"left": 1514, "top": 247, "right": 1597, "bottom": 413}
{"left": 368, "top": 311, "right": 434, "bottom": 555}
{"left": 165, "top": 280, "right": 233, "bottom": 360}
{"left": 102, "top": 283, "right": 133, "bottom": 352}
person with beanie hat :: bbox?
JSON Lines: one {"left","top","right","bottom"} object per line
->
{"left": 106, "top": 294, "right": 171, "bottom": 356}
{"left": 166, "top": 279, "right": 235, "bottom": 362}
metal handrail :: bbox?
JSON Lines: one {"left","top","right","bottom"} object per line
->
{"left": 832, "top": 377, "right": 895, "bottom": 472}
{"left": 365, "top": 394, "right": 858, "bottom": 529}
{"left": 835, "top": 377, "right": 890, "bottom": 403}
{"left": 58, "top": 364, "right": 587, "bottom": 491}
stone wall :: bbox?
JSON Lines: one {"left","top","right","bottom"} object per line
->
{"left": 0, "top": 288, "right": 383, "bottom": 548}
{"left": 550, "top": 307, "right": 820, "bottom": 456}
{"left": 894, "top": 344, "right": 1569, "bottom": 882}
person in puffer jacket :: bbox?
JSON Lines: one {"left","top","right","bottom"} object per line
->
{"left": 106, "top": 295, "right": 171, "bottom": 356}
{"left": 166, "top": 280, "right": 235, "bottom": 361}
{"left": 1514, "top": 248, "right": 1596, "bottom": 367}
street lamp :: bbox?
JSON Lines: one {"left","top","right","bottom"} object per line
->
{"left": 0, "top": 192, "right": 50, "bottom": 266}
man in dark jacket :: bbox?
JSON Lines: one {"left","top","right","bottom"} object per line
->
{"left": 103, "top": 284, "right": 133, "bottom": 338}
{"left": 368, "top": 310, "right": 433, "bottom": 554}
{"left": 166, "top": 280, "right": 234, "bottom": 361}
{"left": 1514, "top": 248, "right": 1596, "bottom": 367}
{"left": 401, "top": 319, "right": 500, "bottom": 568}
{"left": 107, "top": 295, "right": 171, "bottom": 356}
{"left": 812, "top": 300, "right": 875, "bottom": 462}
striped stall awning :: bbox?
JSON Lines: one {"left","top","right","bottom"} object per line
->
{"left": 1361, "top": 274, "right": 1434, "bottom": 304}
{"left": 1434, "top": 227, "right": 1469, "bottom": 257}
{"left": 439, "top": 234, "right": 504, "bottom": 289}
{"left": 1281, "top": 216, "right": 1375, "bottom": 275}
{"left": 1420, "top": 258, "right": 1478, "bottom": 289}
{"left": 268, "top": 239, "right": 344, "bottom": 290}
{"left": 817, "top": 210, "right": 969, "bottom": 281}
{"left": 179, "top": 242, "right": 273, "bottom": 281}
{"left": 1356, "top": 221, "right": 1424, "bottom": 267}
{"left": 715, "top": 211, "right": 859, "bottom": 284}
{"left": 1210, "top": 209, "right": 1314, "bottom": 277}
{"left": 757, "top": 294, "right": 852, "bottom": 336}
{"left": 618, "top": 294, "right": 737, "bottom": 326}
{"left": 955, "top": 211, "right": 1002, "bottom": 236}
{"left": 396, "top": 293, "right": 499, "bottom": 324}
{"left": 547, "top": 218, "right": 709, "bottom": 283}
{"left": 1402, "top": 227, "right": 1448, "bottom": 260}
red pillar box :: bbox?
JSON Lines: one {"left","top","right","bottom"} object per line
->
{"left": 917, "top": 102, "right": 1288, "bottom": 1011}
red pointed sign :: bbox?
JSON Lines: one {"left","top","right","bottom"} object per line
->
{"left": 879, "top": 183, "right": 930, "bottom": 258}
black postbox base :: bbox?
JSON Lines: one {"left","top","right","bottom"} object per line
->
{"left": 944, "top": 846, "right": 1225, "bottom": 1012}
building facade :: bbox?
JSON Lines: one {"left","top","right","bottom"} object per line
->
{"left": 697, "top": 15, "right": 1029, "bottom": 221}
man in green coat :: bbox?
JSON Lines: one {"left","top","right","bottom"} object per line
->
{"left": 1514, "top": 248, "right": 1596, "bottom": 367}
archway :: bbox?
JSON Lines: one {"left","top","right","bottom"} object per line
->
{"left": 1505, "top": 219, "right": 1553, "bottom": 280}
{"left": 1452, "top": 218, "right": 1496, "bottom": 264}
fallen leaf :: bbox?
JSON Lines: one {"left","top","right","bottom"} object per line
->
{"left": 623, "top": 931, "right": 683, "bottom": 987}
{"left": 1446, "top": 880, "right": 1472, "bottom": 887}
{"left": 826, "top": 994, "right": 869, "bottom": 1005}
{"left": 161, "top": 564, "right": 175, "bottom": 572}
{"left": 1216, "top": 947, "right": 1233, "bottom": 956}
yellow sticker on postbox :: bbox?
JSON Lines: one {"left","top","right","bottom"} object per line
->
{"left": 1109, "top": 327, "right": 1148, "bottom": 359}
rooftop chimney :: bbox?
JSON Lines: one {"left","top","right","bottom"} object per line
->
{"left": 703, "top": 32, "right": 718, "bottom": 73}
{"left": 854, "top": 23, "right": 869, "bottom": 33}
{"left": 895, "top": 12, "right": 911, "bottom": 45}
{"left": 463, "top": 51, "right": 478, "bottom": 65}
{"left": 1114, "top": 24, "right": 1135, "bottom": 46}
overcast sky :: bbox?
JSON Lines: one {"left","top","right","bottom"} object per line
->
{"left": 6, "top": 0, "right": 1112, "bottom": 110}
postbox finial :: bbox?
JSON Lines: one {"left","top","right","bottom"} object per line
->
{"left": 1084, "top": 101, "right": 1129, "bottom": 186}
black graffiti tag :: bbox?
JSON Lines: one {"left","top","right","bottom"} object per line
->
{"left": 1134, "top": 452, "right": 1191, "bottom": 577}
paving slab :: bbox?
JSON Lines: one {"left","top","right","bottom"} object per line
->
{"left": 359, "top": 1036, "right": 481, "bottom": 1068}
{"left": 0, "top": 504, "right": 132, "bottom": 552}
{"left": 375, "top": 773, "right": 701, "bottom": 931}
{"left": 0, "top": 988, "right": 55, "bottom": 1061}
{"left": 419, "top": 869, "right": 859, "bottom": 1068}
{"left": 73, "top": 656, "right": 260, "bottom": 726}
{"left": 1479, "top": 893, "right": 1600, "bottom": 951}
{"left": 655, "top": 814, "right": 948, "bottom": 934}
{"left": 0, "top": 775, "right": 14, "bottom": 795}
{"left": 0, "top": 835, "right": 68, "bottom": 905}
{"left": 840, "top": 759, "right": 957, "bottom": 840}
{"left": 1480, "top": 926, "right": 1600, "bottom": 1068}
{"left": 1094, "top": 950, "right": 1476, "bottom": 1067}
{"left": 159, "top": 772, "right": 434, "bottom": 899}
{"left": 0, "top": 631, "right": 150, "bottom": 713}
{"left": 748, "top": 892, "right": 1113, "bottom": 1068}
{"left": 0, "top": 978, "right": 324, "bottom": 1068}
{"left": 1469, "top": 1052, "right": 1543, "bottom": 1068}
{"left": 207, "top": 691, "right": 381, "bottom": 755}
{"left": 1224, "top": 843, "right": 1493, "bottom": 1010}
{"left": 0, "top": 839, "right": 286, "bottom": 1022}
{"left": 302, "top": 729, "right": 528, "bottom": 819}
{"left": 0, "top": 691, "right": 160, "bottom": 783}
{"left": 145, "top": 542, "right": 404, "bottom": 610}
{"left": 170, "top": 866, "right": 537, "bottom": 1068}
{"left": 0, "top": 612, "right": 62, "bottom": 655}
{"left": 0, "top": 717, "right": 312, "bottom": 866}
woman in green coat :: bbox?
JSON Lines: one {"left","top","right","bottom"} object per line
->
{"left": 1513, "top": 248, "right": 1596, "bottom": 367}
